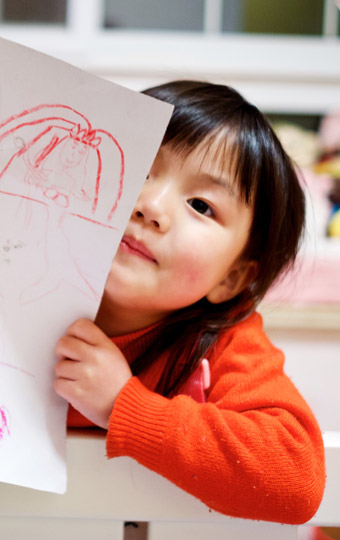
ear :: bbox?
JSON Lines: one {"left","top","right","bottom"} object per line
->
{"left": 206, "top": 260, "right": 258, "bottom": 305}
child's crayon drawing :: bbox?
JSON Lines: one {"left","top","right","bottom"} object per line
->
{"left": 0, "top": 334, "right": 9, "bottom": 445}
{"left": 0, "top": 36, "right": 173, "bottom": 494}
{"left": 0, "top": 406, "right": 10, "bottom": 444}
{"left": 0, "top": 361, "right": 34, "bottom": 378}
{"left": 0, "top": 104, "right": 125, "bottom": 223}
{"left": 0, "top": 105, "right": 125, "bottom": 303}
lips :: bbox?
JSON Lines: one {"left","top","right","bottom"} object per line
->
{"left": 120, "top": 235, "right": 157, "bottom": 263}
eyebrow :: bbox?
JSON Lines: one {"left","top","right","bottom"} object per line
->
{"left": 197, "top": 172, "right": 238, "bottom": 199}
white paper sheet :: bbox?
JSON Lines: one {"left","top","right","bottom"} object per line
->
{"left": 0, "top": 38, "right": 173, "bottom": 493}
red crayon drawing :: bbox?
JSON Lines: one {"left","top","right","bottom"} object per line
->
{"left": 0, "top": 104, "right": 125, "bottom": 302}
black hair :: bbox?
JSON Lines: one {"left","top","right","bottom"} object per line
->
{"left": 130, "top": 80, "right": 305, "bottom": 397}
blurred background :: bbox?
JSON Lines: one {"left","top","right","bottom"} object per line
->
{"left": 0, "top": 0, "right": 339, "bottom": 115}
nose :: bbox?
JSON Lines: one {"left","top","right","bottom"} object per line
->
{"left": 132, "top": 181, "right": 172, "bottom": 232}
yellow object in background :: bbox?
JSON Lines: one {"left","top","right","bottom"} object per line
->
{"left": 328, "top": 209, "right": 340, "bottom": 237}
{"left": 314, "top": 156, "right": 340, "bottom": 178}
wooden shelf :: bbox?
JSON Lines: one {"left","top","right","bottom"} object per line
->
{"left": 258, "top": 302, "right": 340, "bottom": 330}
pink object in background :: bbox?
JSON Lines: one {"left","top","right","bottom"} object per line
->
{"left": 318, "top": 111, "right": 340, "bottom": 154}
{"left": 265, "top": 250, "right": 340, "bottom": 305}
{"left": 264, "top": 166, "right": 340, "bottom": 306}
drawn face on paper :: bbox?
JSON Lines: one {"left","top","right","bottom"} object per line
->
{"left": 59, "top": 138, "right": 88, "bottom": 169}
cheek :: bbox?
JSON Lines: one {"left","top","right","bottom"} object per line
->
{"left": 177, "top": 263, "right": 203, "bottom": 288}
{"left": 170, "top": 246, "right": 215, "bottom": 293}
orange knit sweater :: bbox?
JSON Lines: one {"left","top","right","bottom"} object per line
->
{"left": 68, "top": 311, "right": 325, "bottom": 525}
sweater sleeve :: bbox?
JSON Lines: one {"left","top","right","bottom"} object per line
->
{"left": 106, "top": 313, "right": 325, "bottom": 525}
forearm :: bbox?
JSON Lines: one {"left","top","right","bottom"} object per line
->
{"left": 106, "top": 376, "right": 325, "bottom": 524}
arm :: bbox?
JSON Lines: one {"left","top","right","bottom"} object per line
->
{"left": 106, "top": 313, "right": 325, "bottom": 524}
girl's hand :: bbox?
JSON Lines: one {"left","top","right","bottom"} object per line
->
{"left": 54, "top": 318, "right": 132, "bottom": 429}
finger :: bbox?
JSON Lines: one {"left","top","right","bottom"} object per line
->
{"left": 54, "top": 377, "right": 82, "bottom": 404}
{"left": 55, "top": 358, "right": 81, "bottom": 381}
{"left": 56, "top": 334, "right": 92, "bottom": 361}
{"left": 66, "top": 318, "right": 108, "bottom": 346}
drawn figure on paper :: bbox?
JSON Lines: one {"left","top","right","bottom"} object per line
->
{"left": 0, "top": 405, "right": 10, "bottom": 444}
{"left": 0, "top": 104, "right": 125, "bottom": 302}
{"left": 24, "top": 124, "right": 96, "bottom": 211}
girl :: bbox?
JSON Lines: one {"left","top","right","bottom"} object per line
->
{"left": 54, "top": 80, "right": 325, "bottom": 525}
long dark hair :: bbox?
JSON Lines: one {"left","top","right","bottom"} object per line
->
{"left": 131, "top": 80, "right": 305, "bottom": 397}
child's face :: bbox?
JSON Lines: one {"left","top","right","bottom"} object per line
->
{"left": 104, "top": 142, "right": 254, "bottom": 327}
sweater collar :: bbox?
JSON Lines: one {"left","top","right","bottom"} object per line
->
{"left": 111, "top": 320, "right": 163, "bottom": 365}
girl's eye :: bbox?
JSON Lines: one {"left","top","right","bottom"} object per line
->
{"left": 188, "top": 198, "right": 214, "bottom": 217}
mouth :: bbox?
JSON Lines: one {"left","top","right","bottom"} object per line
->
{"left": 119, "top": 235, "right": 158, "bottom": 264}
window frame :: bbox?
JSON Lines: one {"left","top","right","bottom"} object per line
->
{"left": 0, "top": 0, "right": 338, "bottom": 114}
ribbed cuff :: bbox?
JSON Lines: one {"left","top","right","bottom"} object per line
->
{"left": 106, "top": 377, "right": 170, "bottom": 470}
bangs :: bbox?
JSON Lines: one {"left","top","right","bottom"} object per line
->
{"left": 165, "top": 124, "right": 259, "bottom": 208}
{"left": 144, "top": 81, "right": 264, "bottom": 207}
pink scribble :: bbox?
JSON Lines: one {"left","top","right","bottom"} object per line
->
{"left": 0, "top": 104, "right": 125, "bottom": 302}
{"left": 0, "top": 405, "right": 10, "bottom": 442}
{"left": 0, "top": 361, "right": 34, "bottom": 378}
